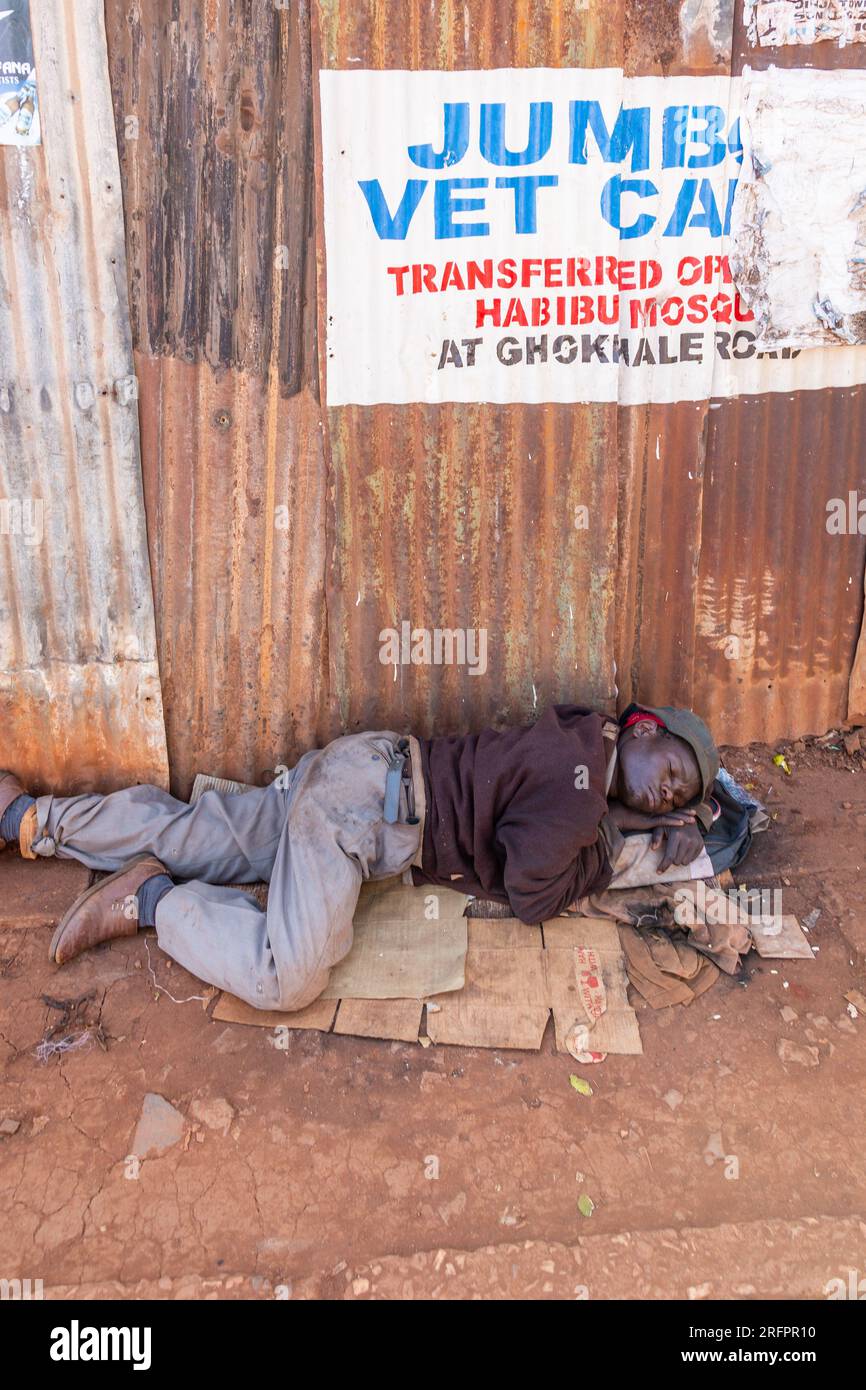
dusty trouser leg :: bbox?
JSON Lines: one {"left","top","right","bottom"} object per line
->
{"left": 30, "top": 782, "right": 289, "bottom": 883}
{"left": 153, "top": 732, "right": 421, "bottom": 1011}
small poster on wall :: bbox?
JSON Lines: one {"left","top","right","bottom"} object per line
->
{"left": 0, "top": 2, "right": 40, "bottom": 146}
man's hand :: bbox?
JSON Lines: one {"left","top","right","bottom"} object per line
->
{"left": 651, "top": 819, "right": 704, "bottom": 872}
{"left": 606, "top": 800, "right": 705, "bottom": 872}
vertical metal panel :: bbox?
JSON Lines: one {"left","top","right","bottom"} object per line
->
{"left": 0, "top": 0, "right": 167, "bottom": 792}
{"left": 616, "top": 386, "right": 866, "bottom": 742}
{"left": 314, "top": 1, "right": 622, "bottom": 737}
{"left": 106, "top": 0, "right": 329, "bottom": 796}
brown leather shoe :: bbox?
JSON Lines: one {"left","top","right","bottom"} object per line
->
{"left": 49, "top": 855, "right": 167, "bottom": 965}
{"left": 0, "top": 770, "right": 28, "bottom": 851}
{"left": 18, "top": 804, "right": 38, "bottom": 859}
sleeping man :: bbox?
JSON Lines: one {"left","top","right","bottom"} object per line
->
{"left": 0, "top": 702, "right": 718, "bottom": 1012}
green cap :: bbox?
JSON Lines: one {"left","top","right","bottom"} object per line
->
{"left": 641, "top": 705, "right": 720, "bottom": 817}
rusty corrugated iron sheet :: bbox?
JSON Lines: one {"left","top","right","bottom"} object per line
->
{"left": 0, "top": 0, "right": 168, "bottom": 793}
{"left": 617, "top": 385, "right": 866, "bottom": 743}
{"left": 314, "top": 2, "right": 628, "bottom": 737}
{"left": 101, "top": 0, "right": 865, "bottom": 790}
{"left": 134, "top": 356, "right": 329, "bottom": 794}
{"left": 106, "top": 0, "right": 330, "bottom": 796}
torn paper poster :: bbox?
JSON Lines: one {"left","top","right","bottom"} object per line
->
{"left": 730, "top": 66, "right": 866, "bottom": 349}
{"left": 745, "top": 0, "right": 866, "bottom": 47}
{"left": 0, "top": 1, "right": 40, "bottom": 146}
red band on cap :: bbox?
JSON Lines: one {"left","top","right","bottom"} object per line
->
{"left": 622, "top": 711, "right": 666, "bottom": 731}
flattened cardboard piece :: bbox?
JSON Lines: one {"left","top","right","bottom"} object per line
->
{"left": 750, "top": 914, "right": 815, "bottom": 959}
{"left": 544, "top": 948, "right": 643, "bottom": 1055}
{"left": 211, "top": 993, "right": 338, "bottom": 1031}
{"left": 426, "top": 1001, "right": 550, "bottom": 1051}
{"left": 425, "top": 917, "right": 641, "bottom": 1054}
{"left": 209, "top": 913, "right": 640, "bottom": 1055}
{"left": 542, "top": 918, "right": 622, "bottom": 950}
{"left": 347, "top": 874, "right": 468, "bottom": 925}
{"left": 426, "top": 932, "right": 550, "bottom": 1050}
{"left": 333, "top": 998, "right": 423, "bottom": 1043}
{"left": 190, "top": 773, "right": 257, "bottom": 802}
{"left": 321, "top": 879, "right": 468, "bottom": 999}
{"left": 465, "top": 920, "right": 543, "bottom": 948}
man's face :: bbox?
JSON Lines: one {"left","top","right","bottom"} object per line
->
{"left": 615, "top": 720, "right": 701, "bottom": 814}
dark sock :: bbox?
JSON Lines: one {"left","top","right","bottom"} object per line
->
{"left": 0, "top": 793, "right": 35, "bottom": 844}
{"left": 135, "top": 873, "right": 174, "bottom": 928}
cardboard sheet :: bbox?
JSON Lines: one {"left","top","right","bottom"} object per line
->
{"left": 426, "top": 925, "right": 549, "bottom": 1050}
{"left": 209, "top": 899, "right": 641, "bottom": 1053}
{"left": 543, "top": 918, "right": 643, "bottom": 1054}
{"left": 322, "top": 879, "right": 468, "bottom": 999}
{"left": 190, "top": 773, "right": 257, "bottom": 801}
{"left": 421, "top": 917, "right": 641, "bottom": 1054}
{"left": 211, "top": 993, "right": 338, "bottom": 1031}
{"left": 333, "top": 998, "right": 424, "bottom": 1043}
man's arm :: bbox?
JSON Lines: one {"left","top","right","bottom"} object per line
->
{"left": 606, "top": 799, "right": 705, "bottom": 872}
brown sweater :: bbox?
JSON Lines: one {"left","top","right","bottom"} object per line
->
{"left": 412, "top": 705, "right": 614, "bottom": 924}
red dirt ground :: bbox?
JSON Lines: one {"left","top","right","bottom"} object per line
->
{"left": 1, "top": 740, "right": 864, "bottom": 1300}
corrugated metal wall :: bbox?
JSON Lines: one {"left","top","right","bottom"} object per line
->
{"left": 0, "top": 0, "right": 168, "bottom": 793}
{"left": 106, "top": 0, "right": 330, "bottom": 794}
{"left": 97, "top": 0, "right": 864, "bottom": 795}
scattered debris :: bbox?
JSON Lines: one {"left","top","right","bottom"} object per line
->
{"left": 772, "top": 754, "right": 791, "bottom": 775}
{"left": 577, "top": 1194, "right": 595, "bottom": 1218}
{"left": 780, "top": 1006, "right": 799, "bottom": 1024}
{"left": 36, "top": 991, "right": 107, "bottom": 1062}
{"left": 35, "top": 1032, "right": 98, "bottom": 1062}
{"left": 845, "top": 990, "right": 866, "bottom": 1014}
{"left": 802, "top": 908, "right": 821, "bottom": 932}
{"left": 189, "top": 1097, "right": 235, "bottom": 1136}
{"left": 144, "top": 938, "right": 208, "bottom": 1004}
{"left": 130, "top": 1093, "right": 187, "bottom": 1159}
{"left": 499, "top": 1205, "right": 525, "bottom": 1228}
{"left": 777, "top": 1039, "right": 819, "bottom": 1069}
{"left": 0, "top": 1117, "right": 21, "bottom": 1136}
{"left": 569, "top": 1075, "right": 592, "bottom": 1096}
{"left": 750, "top": 916, "right": 814, "bottom": 960}
{"left": 565, "top": 1022, "right": 607, "bottom": 1064}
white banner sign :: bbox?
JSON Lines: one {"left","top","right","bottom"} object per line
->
{"left": 319, "top": 67, "right": 866, "bottom": 406}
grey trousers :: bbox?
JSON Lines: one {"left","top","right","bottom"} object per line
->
{"left": 32, "top": 732, "right": 422, "bottom": 1012}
